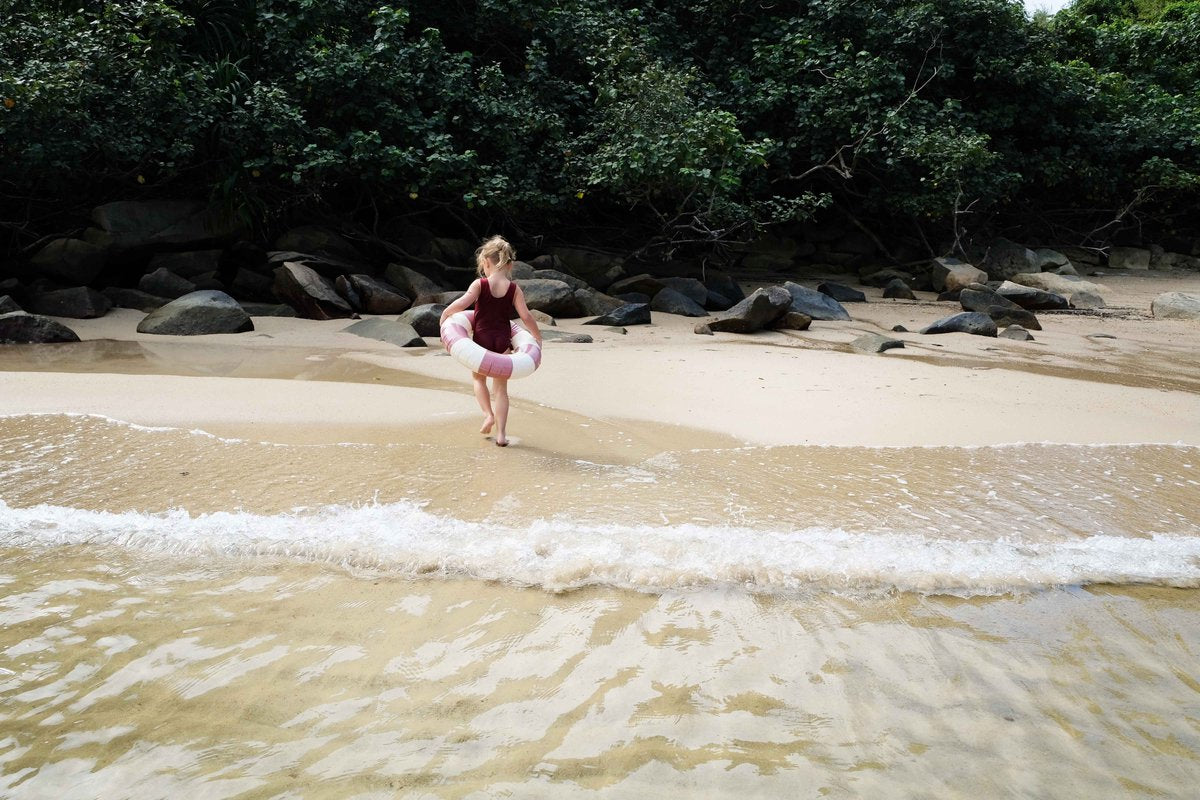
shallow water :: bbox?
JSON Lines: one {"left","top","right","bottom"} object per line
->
{"left": 2, "top": 413, "right": 1200, "bottom": 797}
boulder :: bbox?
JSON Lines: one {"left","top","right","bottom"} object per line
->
{"left": 705, "top": 290, "right": 735, "bottom": 311}
{"left": 1108, "top": 246, "right": 1150, "bottom": 270}
{"left": 517, "top": 279, "right": 580, "bottom": 318}
{"left": 429, "top": 237, "right": 475, "bottom": 272}
{"left": 148, "top": 249, "right": 223, "bottom": 279}
{"left": 986, "top": 305, "right": 1041, "bottom": 331}
{"left": 773, "top": 311, "right": 812, "bottom": 331}
{"left": 1033, "top": 248, "right": 1071, "bottom": 272}
{"left": 1010, "top": 272, "right": 1108, "bottom": 297}
{"left": 416, "top": 290, "right": 465, "bottom": 307}
{"left": 343, "top": 318, "right": 425, "bottom": 347}
{"left": 532, "top": 269, "right": 589, "bottom": 291}
{"left": 547, "top": 247, "right": 624, "bottom": 287}
{"left": 139, "top": 267, "right": 197, "bottom": 299}
{"left": 1150, "top": 292, "right": 1200, "bottom": 321}
{"left": 659, "top": 277, "right": 709, "bottom": 306}
{"left": 397, "top": 304, "right": 446, "bottom": 337}
{"left": 960, "top": 284, "right": 1018, "bottom": 311}
{"left": 29, "top": 238, "right": 106, "bottom": 284}
{"left": 273, "top": 262, "right": 355, "bottom": 320}
{"left": 274, "top": 226, "right": 364, "bottom": 263}
{"left": 615, "top": 292, "right": 652, "bottom": 305}
{"left": 1059, "top": 246, "right": 1104, "bottom": 268}
{"left": 860, "top": 268, "right": 915, "bottom": 289}
{"left": 882, "top": 278, "right": 916, "bottom": 300}
{"left": 511, "top": 261, "right": 536, "bottom": 279}
{"left": 266, "top": 250, "right": 366, "bottom": 280}
{"left": 607, "top": 273, "right": 665, "bottom": 298}
{"left": 703, "top": 270, "right": 745, "bottom": 305}
{"left": 980, "top": 238, "right": 1038, "bottom": 280}
{"left": 783, "top": 281, "right": 851, "bottom": 320}
{"left": 0, "top": 311, "right": 81, "bottom": 344}
{"left": 102, "top": 287, "right": 170, "bottom": 313}
{"left": 583, "top": 303, "right": 652, "bottom": 327}
{"left": 995, "top": 280, "right": 1069, "bottom": 310}
{"left": 937, "top": 289, "right": 962, "bottom": 302}
{"left": 25, "top": 287, "right": 112, "bottom": 319}
{"left": 530, "top": 309, "right": 556, "bottom": 326}
{"left": 650, "top": 287, "right": 708, "bottom": 317}
{"left": 335, "top": 275, "right": 364, "bottom": 311}
{"left": 90, "top": 200, "right": 239, "bottom": 252}
{"left": 732, "top": 235, "right": 806, "bottom": 271}
{"left": 384, "top": 263, "right": 446, "bottom": 300}
{"left": 573, "top": 287, "right": 626, "bottom": 317}
{"left": 191, "top": 272, "right": 224, "bottom": 291}
{"left": 851, "top": 333, "right": 905, "bottom": 353}
{"left": 239, "top": 302, "right": 297, "bottom": 317}
{"left": 229, "top": 268, "right": 278, "bottom": 303}
{"left": 920, "top": 311, "right": 998, "bottom": 337}
{"left": 935, "top": 259, "right": 989, "bottom": 293}
{"left": 0, "top": 295, "right": 21, "bottom": 314}
{"left": 703, "top": 286, "right": 792, "bottom": 333}
{"left": 135, "top": 290, "right": 253, "bottom": 335}
{"left": 1070, "top": 291, "right": 1106, "bottom": 310}
{"left": 1000, "top": 325, "right": 1035, "bottom": 341}
{"left": 344, "top": 275, "right": 410, "bottom": 314}
{"left": 817, "top": 282, "right": 867, "bottom": 303}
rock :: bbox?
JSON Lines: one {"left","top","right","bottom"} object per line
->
{"left": 25, "top": 287, "right": 112, "bottom": 319}
{"left": 547, "top": 247, "right": 624, "bottom": 287}
{"left": 527, "top": 254, "right": 561, "bottom": 271}
{"left": 1053, "top": 261, "right": 1079, "bottom": 276}
{"left": 384, "top": 263, "right": 446, "bottom": 300}
{"left": 274, "top": 225, "right": 364, "bottom": 263}
{"left": 1070, "top": 291, "right": 1106, "bottom": 310}
{"left": 1010, "top": 272, "right": 1108, "bottom": 297}
{"left": 148, "top": 249, "right": 223, "bottom": 279}
{"left": 882, "top": 278, "right": 916, "bottom": 300}
{"left": 139, "top": 267, "right": 197, "bottom": 299}
{"left": 783, "top": 281, "right": 851, "bottom": 321}
{"left": 573, "top": 287, "right": 626, "bottom": 317}
{"left": 605, "top": 326, "right": 626, "bottom": 334}
{"left": 191, "top": 272, "right": 224, "bottom": 292}
{"left": 0, "top": 311, "right": 81, "bottom": 344}
{"left": 607, "top": 273, "right": 665, "bottom": 298}
{"left": 986, "top": 305, "right": 1041, "bottom": 331}
{"left": 345, "top": 275, "right": 410, "bottom": 314}
{"left": 229, "top": 268, "right": 278, "bottom": 303}
{"left": 615, "top": 292, "right": 652, "bottom": 305}
{"left": 861, "top": 268, "right": 915, "bottom": 288}
{"left": 429, "top": 237, "right": 475, "bottom": 274}
{"left": 0, "top": 295, "right": 21, "bottom": 314}
{"left": 91, "top": 200, "right": 239, "bottom": 252}
{"left": 817, "top": 281, "right": 867, "bottom": 303}
{"left": 511, "top": 261, "right": 536, "bottom": 279}
{"left": 732, "top": 235, "right": 807, "bottom": 271}
{"left": 266, "top": 250, "right": 366, "bottom": 280}
{"left": 650, "top": 287, "right": 708, "bottom": 317}
{"left": 960, "top": 284, "right": 1021, "bottom": 313}
{"left": 532, "top": 269, "right": 589, "bottom": 291}
{"left": 1060, "top": 246, "right": 1104, "bottom": 267}
{"left": 920, "top": 312, "right": 998, "bottom": 337}
{"left": 541, "top": 330, "right": 594, "bottom": 343}
{"left": 273, "top": 262, "right": 356, "bottom": 320}
{"left": 584, "top": 303, "right": 652, "bottom": 327}
{"left": 934, "top": 259, "right": 989, "bottom": 293}
{"left": 995, "top": 280, "right": 1069, "bottom": 310}
{"left": 1151, "top": 292, "right": 1200, "bottom": 321}
{"left": 517, "top": 279, "right": 581, "bottom": 318}
{"left": 694, "top": 323, "right": 714, "bottom": 335}
{"left": 397, "top": 304, "right": 446, "bottom": 337}
{"left": 1033, "top": 248, "right": 1071, "bottom": 272}
{"left": 343, "top": 318, "right": 425, "bottom": 347}
{"left": 136, "top": 290, "right": 253, "bottom": 335}
{"left": 239, "top": 302, "right": 297, "bottom": 317}
{"left": 415, "top": 290, "right": 465, "bottom": 307}
{"left": 530, "top": 309, "right": 556, "bottom": 326}
{"left": 892, "top": 325, "right": 909, "bottom": 332}
{"left": 705, "top": 290, "right": 735, "bottom": 311}
{"left": 851, "top": 333, "right": 905, "bottom": 353}
{"left": 703, "top": 286, "right": 792, "bottom": 333}
{"left": 1000, "top": 325, "right": 1035, "bottom": 341}
{"left": 659, "top": 277, "right": 709, "bottom": 306}
{"left": 335, "top": 275, "right": 364, "bottom": 311}
{"left": 29, "top": 238, "right": 107, "bottom": 284}
{"left": 772, "top": 311, "right": 812, "bottom": 331}
{"left": 703, "top": 270, "right": 745, "bottom": 305}
{"left": 937, "top": 289, "right": 962, "bottom": 302}
{"left": 101, "top": 287, "right": 170, "bottom": 313}
{"left": 1108, "top": 246, "right": 1150, "bottom": 270}
{"left": 981, "top": 238, "right": 1038, "bottom": 280}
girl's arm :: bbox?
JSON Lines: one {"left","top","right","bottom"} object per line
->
{"left": 512, "top": 285, "right": 542, "bottom": 344}
{"left": 439, "top": 280, "right": 482, "bottom": 324}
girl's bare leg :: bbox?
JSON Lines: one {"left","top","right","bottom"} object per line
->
{"left": 473, "top": 373, "right": 494, "bottom": 433}
{"left": 493, "top": 377, "right": 510, "bottom": 446}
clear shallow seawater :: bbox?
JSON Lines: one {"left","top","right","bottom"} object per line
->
{"left": 2, "top": 414, "right": 1199, "bottom": 798}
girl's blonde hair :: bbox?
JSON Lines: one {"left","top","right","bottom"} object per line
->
{"left": 475, "top": 235, "right": 516, "bottom": 277}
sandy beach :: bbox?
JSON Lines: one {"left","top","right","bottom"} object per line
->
{"left": 2, "top": 271, "right": 1200, "bottom": 797}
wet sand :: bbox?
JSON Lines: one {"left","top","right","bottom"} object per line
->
{"left": 1, "top": 271, "right": 1199, "bottom": 796}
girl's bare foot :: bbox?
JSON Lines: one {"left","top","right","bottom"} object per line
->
{"left": 480, "top": 416, "right": 494, "bottom": 434}
{"left": 496, "top": 435, "right": 508, "bottom": 447}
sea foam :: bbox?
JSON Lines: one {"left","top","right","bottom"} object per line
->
{"left": 3, "top": 499, "right": 1198, "bottom": 595}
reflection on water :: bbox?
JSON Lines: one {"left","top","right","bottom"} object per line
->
{"left": 0, "top": 553, "right": 1197, "bottom": 798}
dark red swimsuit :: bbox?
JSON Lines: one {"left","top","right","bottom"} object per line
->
{"left": 473, "top": 278, "right": 515, "bottom": 354}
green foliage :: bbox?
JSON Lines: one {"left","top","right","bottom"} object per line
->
{"left": 1, "top": 0, "right": 1198, "bottom": 252}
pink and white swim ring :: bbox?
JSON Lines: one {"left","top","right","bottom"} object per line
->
{"left": 440, "top": 310, "right": 542, "bottom": 378}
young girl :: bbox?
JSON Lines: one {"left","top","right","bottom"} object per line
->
{"left": 439, "top": 236, "right": 542, "bottom": 447}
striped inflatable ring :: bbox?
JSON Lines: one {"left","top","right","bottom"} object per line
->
{"left": 440, "top": 310, "right": 542, "bottom": 379}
